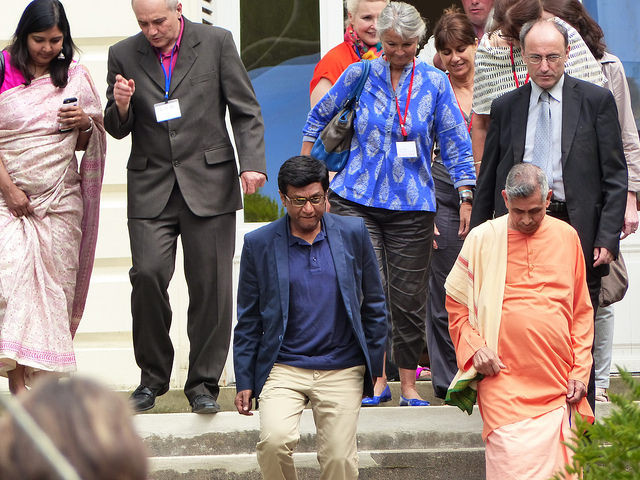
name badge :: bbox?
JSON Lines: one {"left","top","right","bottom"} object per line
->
{"left": 396, "top": 141, "right": 418, "bottom": 158}
{"left": 154, "top": 99, "right": 182, "bottom": 122}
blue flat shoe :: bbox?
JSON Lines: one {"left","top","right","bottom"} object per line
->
{"left": 399, "top": 395, "right": 430, "bottom": 406}
{"left": 361, "top": 385, "right": 392, "bottom": 406}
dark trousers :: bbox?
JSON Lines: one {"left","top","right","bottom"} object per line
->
{"left": 329, "top": 191, "right": 435, "bottom": 369}
{"left": 128, "top": 184, "right": 235, "bottom": 402}
{"left": 427, "top": 178, "right": 463, "bottom": 398}
{"left": 546, "top": 207, "right": 600, "bottom": 413}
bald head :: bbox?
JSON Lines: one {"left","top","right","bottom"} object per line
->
{"left": 132, "top": 0, "right": 178, "bottom": 10}
{"left": 520, "top": 19, "right": 569, "bottom": 51}
{"left": 132, "top": 0, "right": 182, "bottom": 54}
{"left": 521, "top": 20, "right": 570, "bottom": 90}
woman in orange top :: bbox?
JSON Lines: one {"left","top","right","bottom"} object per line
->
{"left": 309, "top": 0, "right": 388, "bottom": 106}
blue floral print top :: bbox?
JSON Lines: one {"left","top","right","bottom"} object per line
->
{"left": 303, "top": 56, "right": 475, "bottom": 211}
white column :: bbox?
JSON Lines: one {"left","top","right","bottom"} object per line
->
{"left": 319, "top": 0, "right": 344, "bottom": 56}
{"left": 209, "top": 0, "right": 241, "bottom": 44}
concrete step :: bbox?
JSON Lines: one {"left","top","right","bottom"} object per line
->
{"left": 137, "top": 406, "right": 486, "bottom": 479}
{"left": 135, "top": 406, "right": 484, "bottom": 457}
{"left": 134, "top": 375, "right": 627, "bottom": 480}
{"left": 148, "top": 449, "right": 487, "bottom": 480}
{"left": 137, "top": 402, "right": 618, "bottom": 479}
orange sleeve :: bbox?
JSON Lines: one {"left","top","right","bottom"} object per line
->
{"left": 446, "top": 295, "right": 487, "bottom": 372}
{"left": 568, "top": 237, "right": 595, "bottom": 386}
{"left": 309, "top": 43, "right": 360, "bottom": 96}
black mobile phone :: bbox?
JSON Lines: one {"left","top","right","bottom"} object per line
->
{"left": 63, "top": 97, "right": 78, "bottom": 104}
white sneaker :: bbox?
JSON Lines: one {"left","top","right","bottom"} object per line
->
{"left": 595, "top": 387, "right": 609, "bottom": 402}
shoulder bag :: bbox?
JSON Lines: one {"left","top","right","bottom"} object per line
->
{"left": 599, "top": 252, "right": 628, "bottom": 307}
{"left": 311, "top": 59, "right": 371, "bottom": 172}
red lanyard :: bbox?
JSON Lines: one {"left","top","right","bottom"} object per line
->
{"left": 394, "top": 59, "right": 415, "bottom": 140}
{"left": 510, "top": 44, "right": 529, "bottom": 88}
{"left": 448, "top": 74, "right": 472, "bottom": 133}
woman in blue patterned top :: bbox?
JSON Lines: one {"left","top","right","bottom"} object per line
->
{"left": 302, "top": 2, "right": 476, "bottom": 407}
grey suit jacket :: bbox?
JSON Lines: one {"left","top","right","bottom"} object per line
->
{"left": 104, "top": 18, "right": 266, "bottom": 219}
{"left": 471, "top": 74, "right": 627, "bottom": 277}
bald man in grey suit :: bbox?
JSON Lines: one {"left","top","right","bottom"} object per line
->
{"left": 104, "top": 0, "right": 266, "bottom": 413}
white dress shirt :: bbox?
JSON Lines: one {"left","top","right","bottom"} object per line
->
{"left": 524, "top": 76, "right": 565, "bottom": 201}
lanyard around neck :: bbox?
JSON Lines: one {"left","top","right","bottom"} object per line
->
{"left": 160, "top": 47, "right": 176, "bottom": 101}
{"left": 447, "top": 74, "right": 473, "bottom": 133}
{"left": 510, "top": 43, "right": 529, "bottom": 89}
{"left": 394, "top": 59, "right": 415, "bottom": 140}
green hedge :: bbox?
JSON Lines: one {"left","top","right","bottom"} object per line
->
{"left": 243, "top": 192, "right": 284, "bottom": 222}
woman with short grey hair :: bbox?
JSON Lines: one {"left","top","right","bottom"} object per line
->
{"left": 376, "top": 0, "right": 426, "bottom": 43}
{"left": 303, "top": 2, "right": 476, "bottom": 407}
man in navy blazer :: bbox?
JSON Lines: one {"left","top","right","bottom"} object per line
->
{"left": 233, "top": 156, "right": 387, "bottom": 480}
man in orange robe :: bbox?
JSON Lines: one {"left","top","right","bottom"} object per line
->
{"left": 445, "top": 163, "right": 594, "bottom": 479}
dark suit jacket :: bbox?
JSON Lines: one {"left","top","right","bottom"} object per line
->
{"left": 471, "top": 74, "right": 627, "bottom": 277}
{"left": 104, "top": 18, "right": 266, "bottom": 219}
{"left": 233, "top": 213, "right": 388, "bottom": 399}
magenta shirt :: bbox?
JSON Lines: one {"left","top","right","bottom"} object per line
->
{"left": 155, "top": 17, "right": 185, "bottom": 75}
{"left": 0, "top": 51, "right": 27, "bottom": 94}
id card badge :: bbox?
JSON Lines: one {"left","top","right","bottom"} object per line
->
{"left": 396, "top": 141, "right": 418, "bottom": 158}
{"left": 154, "top": 99, "right": 182, "bottom": 122}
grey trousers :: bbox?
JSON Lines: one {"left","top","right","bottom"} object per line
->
{"left": 427, "top": 177, "right": 463, "bottom": 398}
{"left": 128, "top": 184, "right": 235, "bottom": 402}
{"left": 329, "top": 191, "right": 434, "bottom": 369}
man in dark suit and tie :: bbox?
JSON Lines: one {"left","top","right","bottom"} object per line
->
{"left": 233, "top": 156, "right": 387, "bottom": 480}
{"left": 104, "top": 0, "right": 266, "bottom": 413}
{"left": 470, "top": 19, "right": 627, "bottom": 410}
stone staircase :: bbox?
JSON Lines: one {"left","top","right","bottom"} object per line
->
{"left": 139, "top": 405, "right": 486, "bottom": 480}
{"left": 132, "top": 380, "right": 622, "bottom": 479}
{"left": 0, "top": 379, "right": 624, "bottom": 479}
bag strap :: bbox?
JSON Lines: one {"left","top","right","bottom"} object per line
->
{"left": 0, "top": 51, "right": 5, "bottom": 90}
{"left": 353, "top": 59, "right": 370, "bottom": 101}
{"left": 346, "top": 59, "right": 370, "bottom": 106}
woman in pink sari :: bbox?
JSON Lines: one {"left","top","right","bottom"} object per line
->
{"left": 0, "top": 0, "right": 106, "bottom": 394}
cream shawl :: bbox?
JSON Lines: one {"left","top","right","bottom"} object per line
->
{"left": 444, "top": 215, "right": 509, "bottom": 413}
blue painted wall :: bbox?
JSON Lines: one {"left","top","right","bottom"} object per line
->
{"left": 249, "top": 54, "right": 319, "bottom": 202}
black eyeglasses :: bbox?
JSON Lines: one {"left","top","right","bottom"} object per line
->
{"left": 284, "top": 194, "right": 326, "bottom": 207}
{"left": 526, "top": 54, "right": 563, "bottom": 65}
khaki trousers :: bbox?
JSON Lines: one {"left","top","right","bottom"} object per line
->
{"left": 256, "top": 363, "right": 365, "bottom": 480}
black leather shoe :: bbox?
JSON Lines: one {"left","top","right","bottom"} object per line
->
{"left": 129, "top": 385, "right": 168, "bottom": 413}
{"left": 190, "top": 394, "right": 221, "bottom": 414}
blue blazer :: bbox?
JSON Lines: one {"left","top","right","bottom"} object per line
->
{"left": 233, "top": 213, "right": 387, "bottom": 399}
